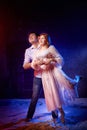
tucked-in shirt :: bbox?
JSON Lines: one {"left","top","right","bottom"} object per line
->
{"left": 23, "top": 45, "right": 42, "bottom": 78}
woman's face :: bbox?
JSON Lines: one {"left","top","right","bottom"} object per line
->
{"left": 39, "top": 35, "right": 47, "bottom": 46}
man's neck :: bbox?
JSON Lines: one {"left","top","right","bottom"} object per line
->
{"left": 32, "top": 42, "right": 39, "bottom": 48}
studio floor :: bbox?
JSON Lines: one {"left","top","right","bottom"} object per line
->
{"left": 0, "top": 98, "right": 87, "bottom": 130}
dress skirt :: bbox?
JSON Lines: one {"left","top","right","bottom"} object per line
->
{"left": 42, "top": 66, "right": 77, "bottom": 111}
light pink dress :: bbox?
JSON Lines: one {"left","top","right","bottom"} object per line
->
{"left": 33, "top": 45, "right": 78, "bottom": 111}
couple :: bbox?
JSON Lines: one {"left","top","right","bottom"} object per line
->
{"left": 23, "top": 32, "right": 80, "bottom": 123}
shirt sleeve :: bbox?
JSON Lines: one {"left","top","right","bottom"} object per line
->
{"left": 23, "top": 49, "right": 31, "bottom": 65}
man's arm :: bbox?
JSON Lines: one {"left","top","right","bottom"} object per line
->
{"left": 23, "top": 62, "right": 32, "bottom": 70}
{"left": 23, "top": 49, "right": 32, "bottom": 70}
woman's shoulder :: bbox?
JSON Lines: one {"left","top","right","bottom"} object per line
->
{"left": 49, "top": 45, "right": 56, "bottom": 50}
{"left": 49, "top": 45, "right": 54, "bottom": 48}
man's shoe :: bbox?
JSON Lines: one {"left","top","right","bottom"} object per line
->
{"left": 25, "top": 117, "right": 32, "bottom": 122}
{"left": 52, "top": 110, "right": 58, "bottom": 119}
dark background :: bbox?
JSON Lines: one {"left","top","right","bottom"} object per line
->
{"left": 0, "top": 0, "right": 87, "bottom": 98}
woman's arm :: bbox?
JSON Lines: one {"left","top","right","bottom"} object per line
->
{"left": 49, "top": 45, "right": 64, "bottom": 67}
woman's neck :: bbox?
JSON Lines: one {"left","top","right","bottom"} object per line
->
{"left": 40, "top": 44, "right": 49, "bottom": 50}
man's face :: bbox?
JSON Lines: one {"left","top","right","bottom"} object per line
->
{"left": 28, "top": 33, "right": 37, "bottom": 44}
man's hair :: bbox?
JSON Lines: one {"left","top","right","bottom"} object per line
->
{"left": 28, "top": 32, "right": 39, "bottom": 37}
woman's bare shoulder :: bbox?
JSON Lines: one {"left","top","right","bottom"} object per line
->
{"left": 49, "top": 45, "right": 56, "bottom": 51}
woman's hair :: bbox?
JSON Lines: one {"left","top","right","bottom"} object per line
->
{"left": 39, "top": 33, "right": 52, "bottom": 45}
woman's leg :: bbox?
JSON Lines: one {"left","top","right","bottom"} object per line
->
{"left": 58, "top": 107, "right": 65, "bottom": 123}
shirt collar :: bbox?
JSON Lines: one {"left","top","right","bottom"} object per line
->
{"left": 31, "top": 44, "right": 40, "bottom": 49}
{"left": 31, "top": 45, "right": 36, "bottom": 49}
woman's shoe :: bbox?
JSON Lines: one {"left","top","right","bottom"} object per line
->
{"left": 59, "top": 108, "right": 65, "bottom": 124}
{"left": 60, "top": 112, "right": 65, "bottom": 124}
{"left": 75, "top": 75, "right": 83, "bottom": 83}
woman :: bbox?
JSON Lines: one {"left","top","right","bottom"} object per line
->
{"left": 31, "top": 33, "right": 80, "bottom": 123}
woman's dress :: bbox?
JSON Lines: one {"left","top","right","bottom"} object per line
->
{"left": 33, "top": 45, "right": 78, "bottom": 111}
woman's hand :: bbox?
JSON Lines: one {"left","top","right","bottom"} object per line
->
{"left": 43, "top": 58, "right": 50, "bottom": 64}
{"left": 43, "top": 58, "right": 55, "bottom": 65}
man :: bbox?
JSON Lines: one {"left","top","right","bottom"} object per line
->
{"left": 23, "top": 32, "right": 58, "bottom": 122}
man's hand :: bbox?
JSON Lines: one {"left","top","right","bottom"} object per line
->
{"left": 31, "top": 60, "right": 41, "bottom": 70}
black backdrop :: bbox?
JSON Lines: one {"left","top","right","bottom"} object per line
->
{"left": 0, "top": 1, "right": 87, "bottom": 98}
